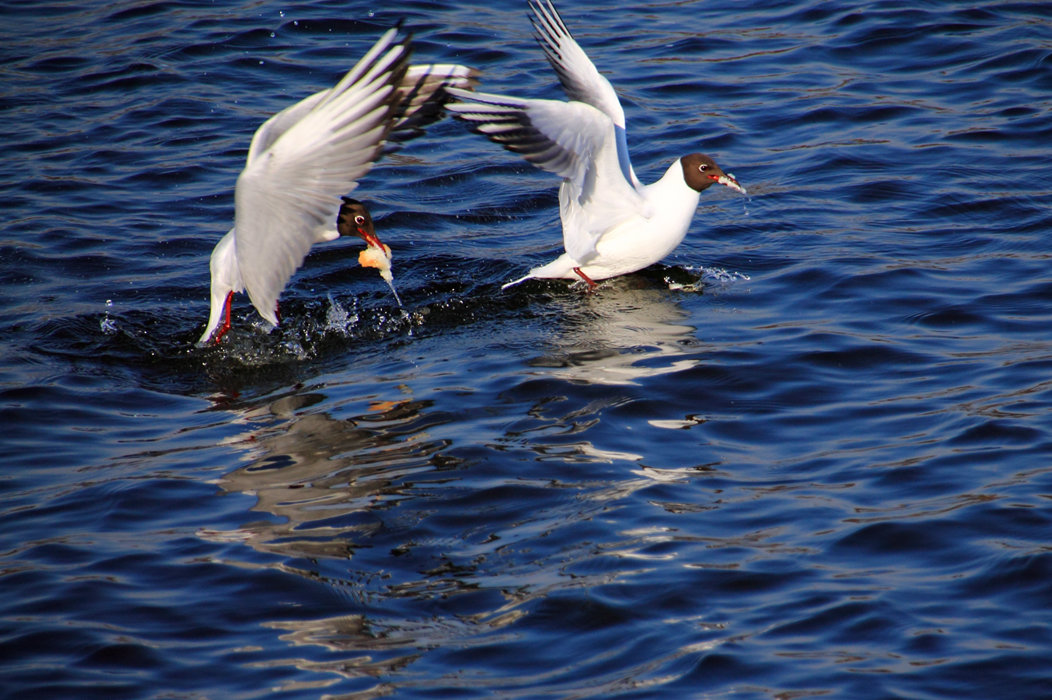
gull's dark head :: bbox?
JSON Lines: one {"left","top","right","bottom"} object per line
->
{"left": 337, "top": 197, "right": 383, "bottom": 248}
{"left": 681, "top": 153, "right": 746, "bottom": 195}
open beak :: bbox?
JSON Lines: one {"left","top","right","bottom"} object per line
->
{"left": 357, "top": 227, "right": 386, "bottom": 250}
{"left": 714, "top": 173, "right": 747, "bottom": 195}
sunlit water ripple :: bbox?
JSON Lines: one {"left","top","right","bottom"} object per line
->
{"left": 2, "top": 1, "right": 1051, "bottom": 698}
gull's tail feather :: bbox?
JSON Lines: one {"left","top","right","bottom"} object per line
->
{"left": 500, "top": 273, "right": 534, "bottom": 291}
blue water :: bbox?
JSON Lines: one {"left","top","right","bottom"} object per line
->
{"left": 3, "top": 0, "right": 1052, "bottom": 697}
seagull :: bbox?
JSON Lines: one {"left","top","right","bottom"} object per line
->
{"left": 446, "top": 0, "right": 746, "bottom": 289}
{"left": 199, "top": 27, "right": 475, "bottom": 345}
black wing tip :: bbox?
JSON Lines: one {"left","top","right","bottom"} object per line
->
{"left": 528, "top": 0, "right": 570, "bottom": 37}
{"left": 388, "top": 66, "right": 480, "bottom": 140}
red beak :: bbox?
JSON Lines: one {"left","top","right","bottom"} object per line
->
{"left": 358, "top": 227, "right": 385, "bottom": 249}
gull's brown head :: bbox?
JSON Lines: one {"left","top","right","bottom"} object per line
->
{"left": 681, "top": 153, "right": 746, "bottom": 195}
{"left": 337, "top": 197, "right": 384, "bottom": 248}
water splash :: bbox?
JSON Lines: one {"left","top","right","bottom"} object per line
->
{"left": 667, "top": 267, "right": 751, "bottom": 294}
{"left": 325, "top": 293, "right": 359, "bottom": 335}
{"left": 701, "top": 267, "right": 751, "bottom": 294}
{"left": 100, "top": 299, "right": 117, "bottom": 334}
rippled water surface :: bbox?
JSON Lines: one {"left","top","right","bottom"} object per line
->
{"left": 4, "top": 1, "right": 1052, "bottom": 697}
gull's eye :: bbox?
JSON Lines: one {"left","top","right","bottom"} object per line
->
{"left": 354, "top": 215, "right": 366, "bottom": 225}
{"left": 698, "top": 163, "right": 709, "bottom": 172}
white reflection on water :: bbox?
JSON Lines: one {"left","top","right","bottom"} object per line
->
{"left": 528, "top": 279, "right": 703, "bottom": 387}
{"left": 199, "top": 391, "right": 450, "bottom": 555}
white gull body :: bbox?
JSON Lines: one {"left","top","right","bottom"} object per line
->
{"left": 446, "top": 0, "right": 745, "bottom": 288}
{"left": 199, "top": 28, "right": 474, "bottom": 344}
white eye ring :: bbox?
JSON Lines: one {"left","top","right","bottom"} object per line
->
{"left": 354, "top": 215, "right": 365, "bottom": 225}
{"left": 698, "top": 163, "right": 708, "bottom": 172}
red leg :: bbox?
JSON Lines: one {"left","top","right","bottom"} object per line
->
{"left": 572, "top": 266, "right": 598, "bottom": 290}
{"left": 213, "top": 291, "right": 233, "bottom": 344}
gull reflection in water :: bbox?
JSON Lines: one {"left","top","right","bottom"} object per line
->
{"left": 529, "top": 278, "right": 702, "bottom": 387}
{"left": 203, "top": 390, "right": 451, "bottom": 558}
{"left": 194, "top": 279, "right": 715, "bottom": 689}
{"left": 198, "top": 388, "right": 522, "bottom": 689}
{"left": 500, "top": 277, "right": 709, "bottom": 465}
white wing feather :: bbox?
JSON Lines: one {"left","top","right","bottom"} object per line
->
{"left": 528, "top": 0, "right": 640, "bottom": 189}
{"left": 446, "top": 88, "right": 645, "bottom": 262}
{"left": 233, "top": 29, "right": 407, "bottom": 323}
{"left": 245, "top": 90, "right": 329, "bottom": 164}
{"left": 202, "top": 24, "right": 477, "bottom": 342}
{"left": 528, "top": 0, "right": 623, "bottom": 125}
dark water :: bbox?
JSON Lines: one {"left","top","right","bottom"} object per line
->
{"left": 3, "top": 0, "right": 1052, "bottom": 697}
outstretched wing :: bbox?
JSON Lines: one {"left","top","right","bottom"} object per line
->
{"left": 233, "top": 28, "right": 410, "bottom": 323}
{"left": 528, "top": 0, "right": 639, "bottom": 189}
{"left": 446, "top": 87, "right": 644, "bottom": 263}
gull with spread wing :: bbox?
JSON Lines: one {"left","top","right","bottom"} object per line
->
{"left": 446, "top": 0, "right": 745, "bottom": 289}
{"left": 200, "top": 27, "right": 474, "bottom": 344}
